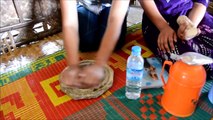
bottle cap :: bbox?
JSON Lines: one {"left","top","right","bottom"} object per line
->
{"left": 132, "top": 46, "right": 141, "bottom": 55}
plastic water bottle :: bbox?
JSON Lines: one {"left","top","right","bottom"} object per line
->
{"left": 125, "top": 46, "right": 144, "bottom": 100}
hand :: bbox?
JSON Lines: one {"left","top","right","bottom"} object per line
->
{"left": 78, "top": 63, "right": 105, "bottom": 89}
{"left": 158, "top": 25, "right": 177, "bottom": 53}
{"left": 177, "top": 21, "right": 200, "bottom": 40}
{"left": 177, "top": 15, "right": 201, "bottom": 40}
{"left": 59, "top": 66, "right": 82, "bottom": 88}
{"left": 177, "top": 21, "right": 189, "bottom": 40}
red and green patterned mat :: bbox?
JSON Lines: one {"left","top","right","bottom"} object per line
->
{"left": 0, "top": 23, "right": 213, "bottom": 119}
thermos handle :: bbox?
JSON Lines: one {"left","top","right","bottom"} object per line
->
{"left": 160, "top": 61, "right": 173, "bottom": 89}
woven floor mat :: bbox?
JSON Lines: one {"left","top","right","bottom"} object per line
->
{"left": 0, "top": 23, "right": 212, "bottom": 119}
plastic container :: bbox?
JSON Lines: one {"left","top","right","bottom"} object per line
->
{"left": 126, "top": 46, "right": 144, "bottom": 100}
{"left": 161, "top": 60, "right": 206, "bottom": 117}
{"left": 208, "top": 84, "right": 213, "bottom": 104}
{"left": 160, "top": 52, "right": 213, "bottom": 117}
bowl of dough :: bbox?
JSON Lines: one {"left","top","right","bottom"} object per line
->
{"left": 59, "top": 60, "right": 114, "bottom": 100}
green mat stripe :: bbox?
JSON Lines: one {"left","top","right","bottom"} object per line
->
{"left": 0, "top": 23, "right": 142, "bottom": 86}
{"left": 127, "top": 23, "right": 142, "bottom": 34}
{"left": 0, "top": 50, "right": 65, "bottom": 86}
{"left": 107, "top": 85, "right": 213, "bottom": 119}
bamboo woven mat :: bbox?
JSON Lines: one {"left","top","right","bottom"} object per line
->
{"left": 0, "top": 23, "right": 213, "bottom": 119}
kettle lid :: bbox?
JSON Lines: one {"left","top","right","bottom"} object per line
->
{"left": 169, "top": 60, "right": 206, "bottom": 87}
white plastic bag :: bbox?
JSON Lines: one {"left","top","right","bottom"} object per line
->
{"left": 170, "top": 52, "right": 213, "bottom": 65}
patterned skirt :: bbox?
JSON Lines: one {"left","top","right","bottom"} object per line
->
{"left": 142, "top": 12, "right": 213, "bottom": 79}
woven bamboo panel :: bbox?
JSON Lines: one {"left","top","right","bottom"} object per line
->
{"left": 18, "top": 0, "right": 43, "bottom": 20}
{"left": 0, "top": 0, "right": 61, "bottom": 55}
{"left": 0, "top": 0, "right": 19, "bottom": 28}
{"left": 40, "top": 0, "right": 59, "bottom": 17}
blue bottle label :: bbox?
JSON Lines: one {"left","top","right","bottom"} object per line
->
{"left": 127, "top": 68, "right": 143, "bottom": 82}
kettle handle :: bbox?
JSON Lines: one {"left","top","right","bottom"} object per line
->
{"left": 160, "top": 61, "right": 173, "bottom": 89}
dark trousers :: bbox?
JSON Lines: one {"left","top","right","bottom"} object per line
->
{"left": 77, "top": 5, "right": 127, "bottom": 52}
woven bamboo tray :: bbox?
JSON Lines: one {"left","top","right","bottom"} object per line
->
{"left": 59, "top": 60, "right": 114, "bottom": 100}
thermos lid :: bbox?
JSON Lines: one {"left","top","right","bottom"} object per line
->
{"left": 169, "top": 60, "right": 206, "bottom": 87}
